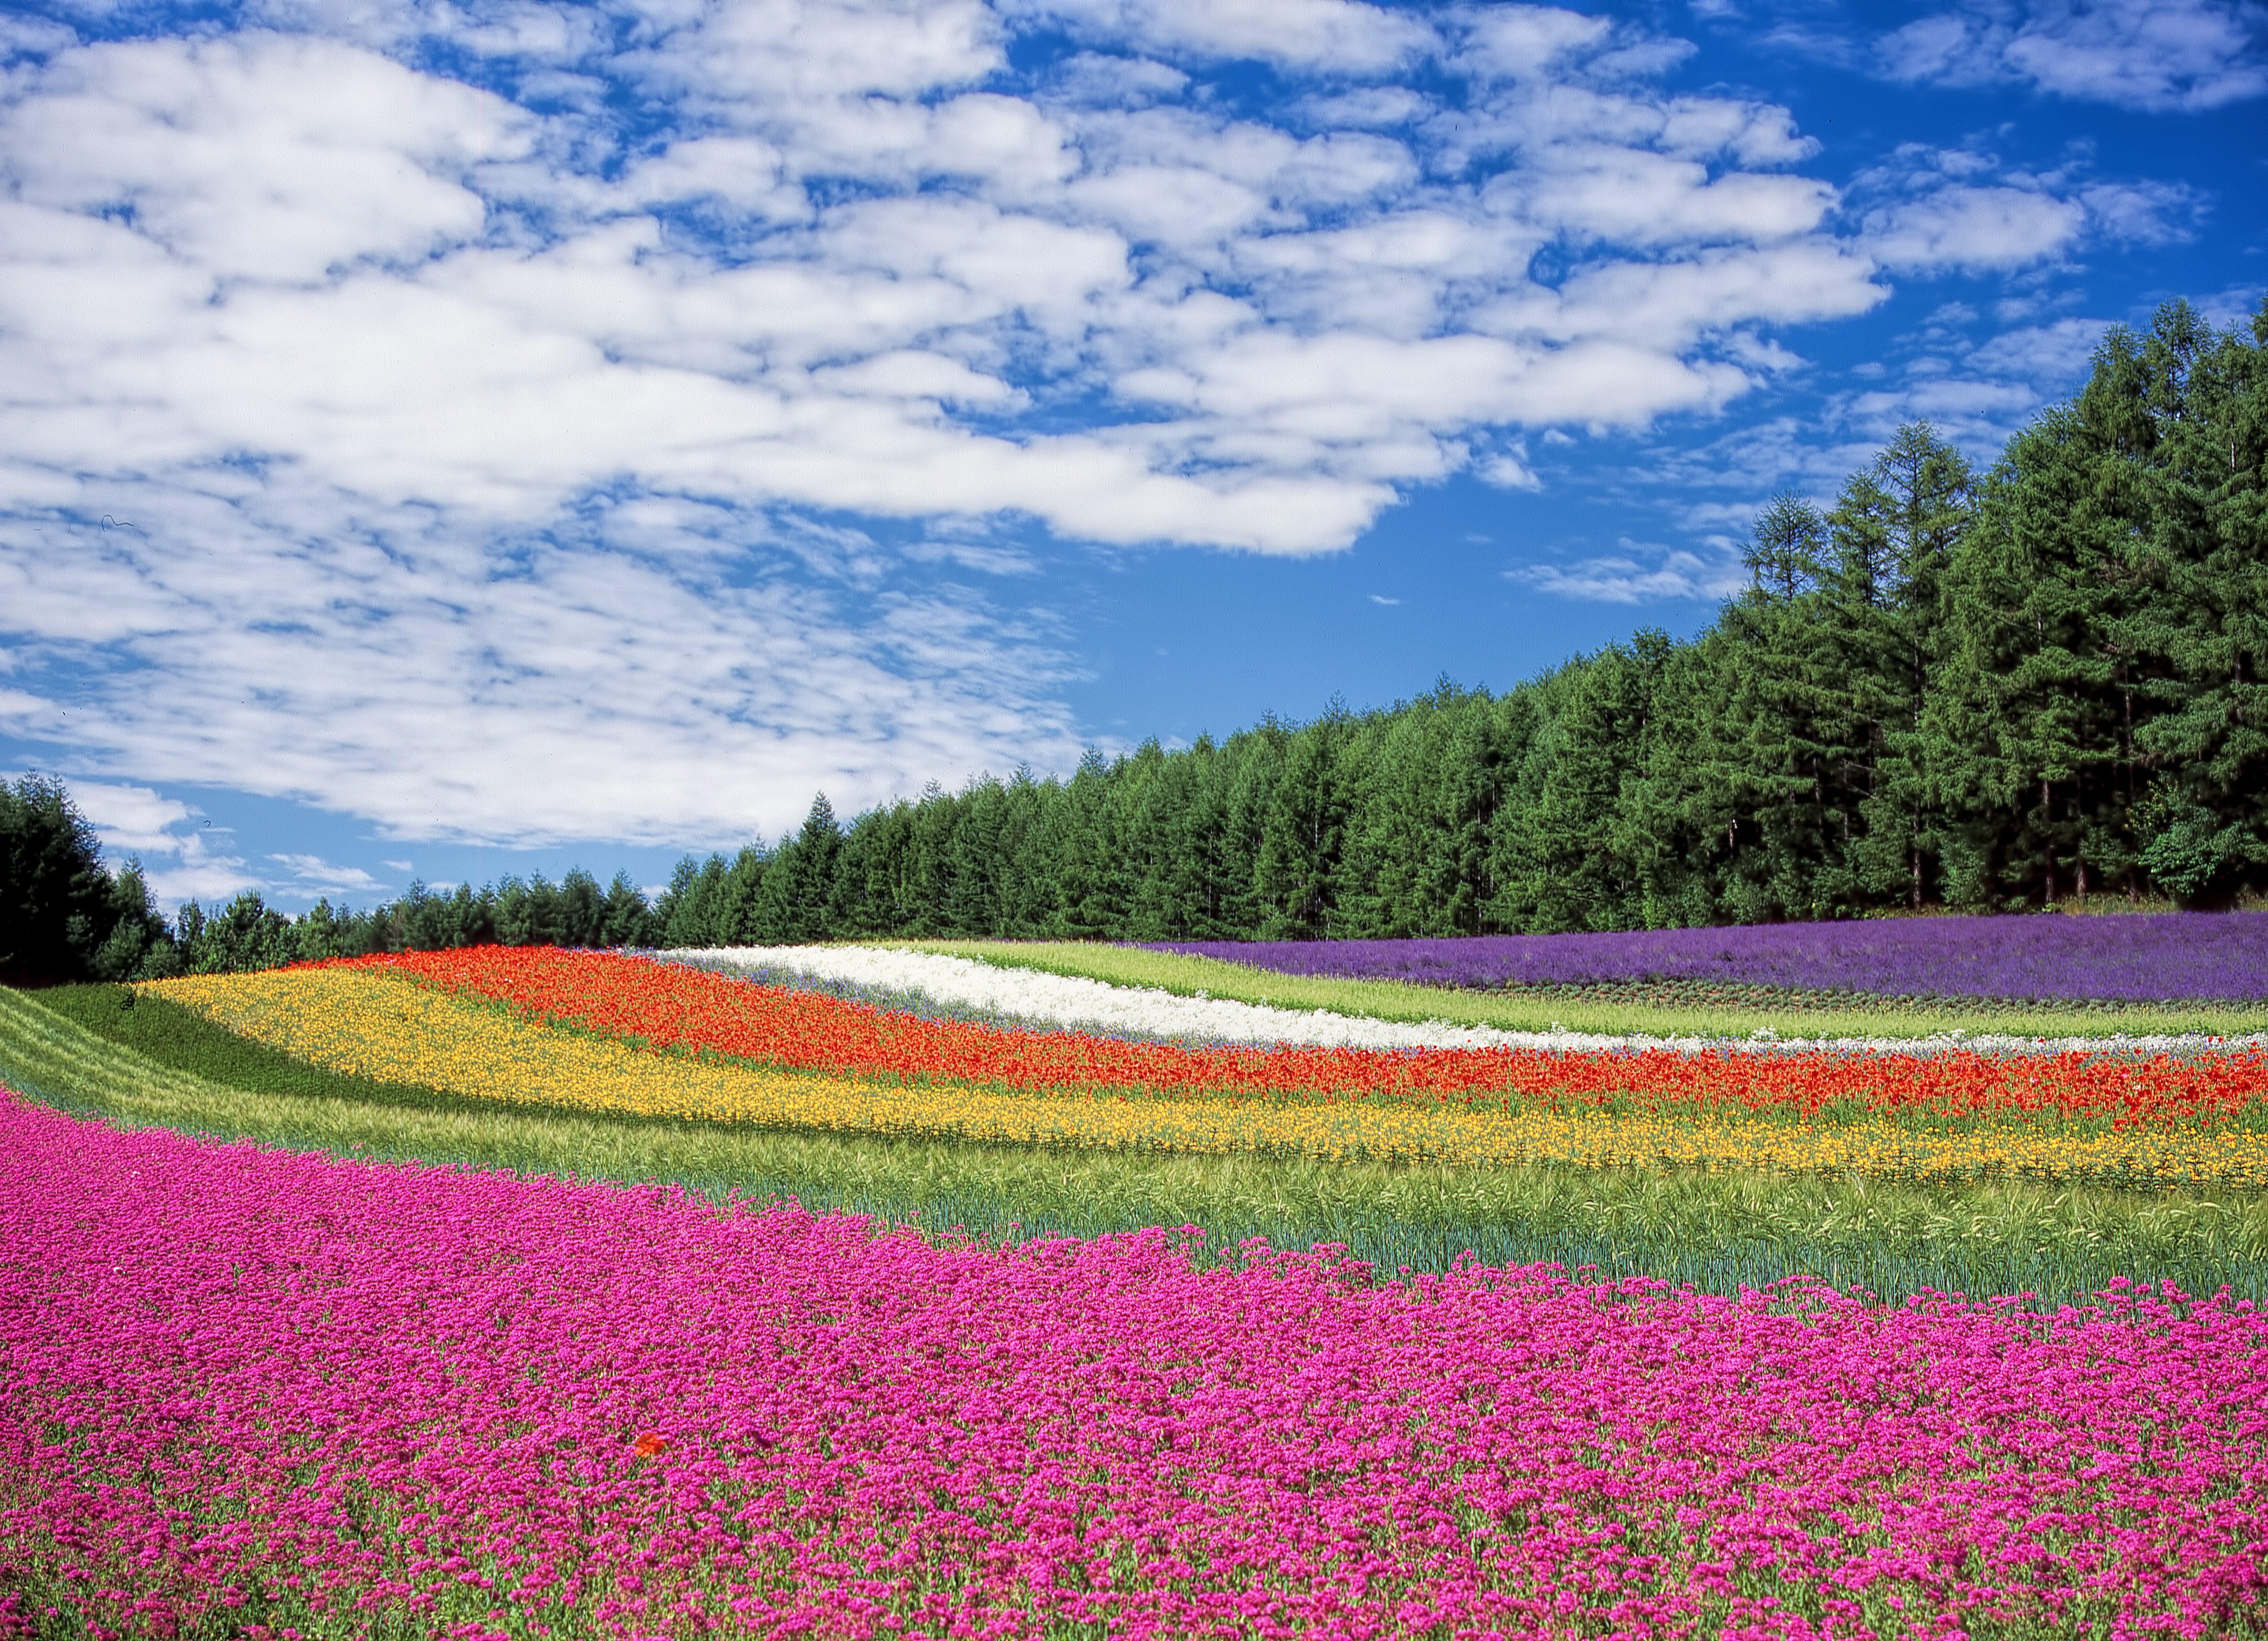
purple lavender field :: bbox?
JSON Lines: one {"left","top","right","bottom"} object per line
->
{"left": 1146, "top": 912, "right": 2268, "bottom": 1003}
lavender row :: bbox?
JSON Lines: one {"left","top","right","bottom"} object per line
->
{"left": 1147, "top": 910, "right": 2268, "bottom": 1003}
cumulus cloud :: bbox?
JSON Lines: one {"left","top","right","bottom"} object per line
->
{"left": 7, "top": 34, "right": 521, "bottom": 283}
{"left": 1508, "top": 540, "right": 1745, "bottom": 604}
{"left": 1965, "top": 315, "right": 2113, "bottom": 389}
{"left": 1002, "top": 0, "right": 1434, "bottom": 72}
{"left": 1450, "top": 5, "right": 1611, "bottom": 81}
{"left": 1853, "top": 145, "right": 2198, "bottom": 273}
{"left": 1864, "top": 186, "right": 2087, "bottom": 271}
{"left": 1477, "top": 443, "right": 1542, "bottom": 490}
{"left": 1877, "top": 0, "right": 2268, "bottom": 111}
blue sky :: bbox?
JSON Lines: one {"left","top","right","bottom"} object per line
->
{"left": 1, "top": 0, "right": 2262, "bottom": 909}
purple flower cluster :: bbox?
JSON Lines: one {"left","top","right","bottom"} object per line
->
{"left": 8, "top": 1094, "right": 2268, "bottom": 1639}
{"left": 1148, "top": 911, "right": 2268, "bottom": 1002}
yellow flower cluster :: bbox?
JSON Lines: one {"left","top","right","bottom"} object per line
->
{"left": 148, "top": 968, "right": 2268, "bottom": 1188}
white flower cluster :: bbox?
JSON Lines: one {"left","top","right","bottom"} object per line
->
{"left": 670, "top": 945, "right": 1524, "bottom": 1050}
{"left": 664, "top": 946, "right": 2250, "bottom": 1059}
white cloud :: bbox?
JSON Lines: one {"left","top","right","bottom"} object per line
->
{"left": 1045, "top": 51, "right": 1190, "bottom": 106}
{"left": 1451, "top": 5, "right": 1611, "bottom": 81}
{"left": 1508, "top": 539, "right": 1744, "bottom": 604}
{"left": 270, "top": 852, "right": 388, "bottom": 894}
{"left": 5, "top": 33, "right": 521, "bottom": 284}
{"left": 1513, "top": 242, "right": 1885, "bottom": 353}
{"left": 1864, "top": 185, "right": 2087, "bottom": 271}
{"left": 26, "top": 775, "right": 196, "bottom": 861}
{"left": 2078, "top": 180, "right": 2205, "bottom": 244}
{"left": 1003, "top": 0, "right": 1434, "bottom": 72}
{"left": 901, "top": 535, "right": 1040, "bottom": 574}
{"left": 1295, "top": 86, "right": 1433, "bottom": 127}
{"left": 1965, "top": 316, "right": 2109, "bottom": 389}
{"left": 636, "top": 0, "right": 1006, "bottom": 111}
{"left": 0, "top": 13, "right": 1884, "bottom": 560}
{"left": 1877, "top": 0, "right": 2268, "bottom": 111}
{"left": 615, "top": 136, "right": 805, "bottom": 219}
{"left": 1493, "top": 144, "right": 1836, "bottom": 247}
{"left": 1478, "top": 444, "right": 1542, "bottom": 489}
{"left": 1852, "top": 145, "right": 2193, "bottom": 274}
{"left": 1, "top": 490, "right": 1098, "bottom": 846}
{"left": 0, "top": 14, "right": 76, "bottom": 62}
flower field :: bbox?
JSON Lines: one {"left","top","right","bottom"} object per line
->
{"left": 5, "top": 929, "right": 2268, "bottom": 1638}
{"left": 7, "top": 1097, "right": 2268, "bottom": 1641}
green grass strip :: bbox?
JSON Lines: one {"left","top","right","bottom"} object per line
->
{"left": 867, "top": 939, "right": 2268, "bottom": 1041}
{"left": 31, "top": 981, "right": 810, "bottom": 1133}
{"left": 6, "top": 984, "right": 2266, "bottom": 1304}
{"left": 35, "top": 982, "right": 478, "bottom": 1110}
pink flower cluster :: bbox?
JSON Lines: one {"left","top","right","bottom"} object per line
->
{"left": 3, "top": 1093, "right": 2264, "bottom": 1641}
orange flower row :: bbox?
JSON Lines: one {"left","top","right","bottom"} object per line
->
{"left": 345, "top": 946, "right": 2268, "bottom": 1127}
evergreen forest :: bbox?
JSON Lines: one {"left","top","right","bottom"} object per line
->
{"left": 5, "top": 297, "right": 2263, "bottom": 980}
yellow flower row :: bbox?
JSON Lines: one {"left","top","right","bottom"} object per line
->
{"left": 148, "top": 968, "right": 2268, "bottom": 1188}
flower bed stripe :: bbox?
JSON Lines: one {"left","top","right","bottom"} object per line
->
{"left": 1148, "top": 911, "right": 2268, "bottom": 1002}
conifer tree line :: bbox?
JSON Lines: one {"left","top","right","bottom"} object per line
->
{"left": 0, "top": 778, "right": 658, "bottom": 983}
{"left": 3, "top": 298, "right": 2261, "bottom": 982}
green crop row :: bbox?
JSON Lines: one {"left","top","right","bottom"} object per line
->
{"left": 877, "top": 939, "right": 2268, "bottom": 1040}
{"left": 7, "top": 985, "right": 2266, "bottom": 1305}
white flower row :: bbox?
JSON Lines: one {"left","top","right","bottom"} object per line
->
{"left": 663, "top": 946, "right": 2251, "bottom": 1058}
{"left": 671, "top": 944, "right": 1524, "bottom": 1050}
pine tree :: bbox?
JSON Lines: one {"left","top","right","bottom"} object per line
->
{"left": 751, "top": 796, "right": 844, "bottom": 943}
{"left": 1822, "top": 423, "right": 1973, "bottom": 908}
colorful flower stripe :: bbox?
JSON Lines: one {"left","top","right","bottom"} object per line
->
{"left": 374, "top": 945, "right": 2268, "bottom": 1126}
{"left": 149, "top": 968, "right": 2268, "bottom": 1184}
{"left": 8, "top": 1097, "right": 2266, "bottom": 1641}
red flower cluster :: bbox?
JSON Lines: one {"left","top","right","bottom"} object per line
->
{"left": 349, "top": 947, "right": 2268, "bottom": 1126}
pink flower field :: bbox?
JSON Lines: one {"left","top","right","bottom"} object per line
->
{"left": 4, "top": 1092, "right": 2266, "bottom": 1641}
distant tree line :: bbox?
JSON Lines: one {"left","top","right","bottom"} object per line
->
{"left": 170, "top": 871, "right": 662, "bottom": 974}
{"left": 2, "top": 298, "right": 2261, "bottom": 982}
{"left": 0, "top": 775, "right": 664, "bottom": 983}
